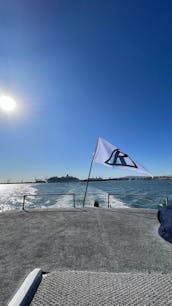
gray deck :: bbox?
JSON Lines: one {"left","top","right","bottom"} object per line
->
{"left": 1, "top": 207, "right": 172, "bottom": 305}
{"left": 31, "top": 270, "right": 172, "bottom": 306}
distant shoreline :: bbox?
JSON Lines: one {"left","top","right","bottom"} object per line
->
{"left": 0, "top": 176, "right": 172, "bottom": 184}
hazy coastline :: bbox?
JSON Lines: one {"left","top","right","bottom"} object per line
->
{"left": 0, "top": 175, "right": 172, "bottom": 184}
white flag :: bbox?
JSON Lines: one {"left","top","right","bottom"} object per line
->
{"left": 93, "top": 137, "right": 152, "bottom": 177}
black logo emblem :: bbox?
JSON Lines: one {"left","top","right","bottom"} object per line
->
{"left": 105, "top": 149, "right": 138, "bottom": 168}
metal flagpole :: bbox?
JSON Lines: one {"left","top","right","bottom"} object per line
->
{"left": 82, "top": 156, "right": 94, "bottom": 208}
{"left": 83, "top": 138, "right": 99, "bottom": 208}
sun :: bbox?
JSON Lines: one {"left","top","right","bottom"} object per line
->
{"left": 0, "top": 95, "right": 17, "bottom": 112}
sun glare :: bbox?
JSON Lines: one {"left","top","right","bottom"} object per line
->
{"left": 0, "top": 95, "right": 17, "bottom": 112}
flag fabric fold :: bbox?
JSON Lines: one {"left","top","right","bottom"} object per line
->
{"left": 93, "top": 137, "right": 152, "bottom": 177}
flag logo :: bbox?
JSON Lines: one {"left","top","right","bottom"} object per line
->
{"left": 93, "top": 137, "right": 152, "bottom": 177}
{"left": 105, "top": 149, "right": 138, "bottom": 168}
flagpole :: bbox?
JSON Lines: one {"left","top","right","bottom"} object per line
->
{"left": 83, "top": 138, "right": 99, "bottom": 208}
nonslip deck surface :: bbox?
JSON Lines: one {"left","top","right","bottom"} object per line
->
{"left": 31, "top": 270, "right": 172, "bottom": 306}
{"left": 1, "top": 207, "right": 172, "bottom": 305}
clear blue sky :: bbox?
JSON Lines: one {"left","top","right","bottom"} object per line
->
{"left": 0, "top": 0, "right": 172, "bottom": 181}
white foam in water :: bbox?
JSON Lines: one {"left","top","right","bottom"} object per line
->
{"left": 109, "top": 195, "right": 128, "bottom": 208}
{"left": 85, "top": 185, "right": 127, "bottom": 208}
{"left": 1, "top": 180, "right": 169, "bottom": 211}
{"left": 0, "top": 182, "right": 129, "bottom": 210}
{"left": 53, "top": 194, "right": 74, "bottom": 208}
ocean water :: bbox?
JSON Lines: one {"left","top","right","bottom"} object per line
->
{"left": 0, "top": 180, "right": 172, "bottom": 212}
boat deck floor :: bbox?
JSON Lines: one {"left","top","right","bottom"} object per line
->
{"left": 31, "top": 270, "right": 172, "bottom": 306}
{"left": 0, "top": 207, "right": 172, "bottom": 305}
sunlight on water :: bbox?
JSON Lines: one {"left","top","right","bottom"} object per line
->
{"left": 0, "top": 184, "right": 37, "bottom": 212}
{"left": 0, "top": 180, "right": 171, "bottom": 212}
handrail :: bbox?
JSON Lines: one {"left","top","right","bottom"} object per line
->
{"left": 22, "top": 193, "right": 76, "bottom": 210}
{"left": 107, "top": 193, "right": 168, "bottom": 208}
